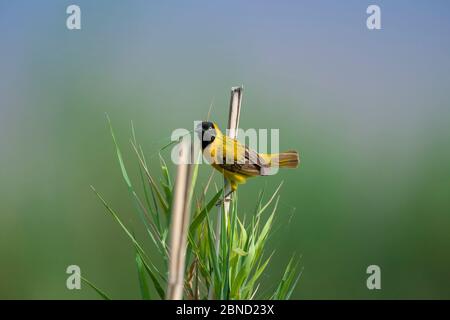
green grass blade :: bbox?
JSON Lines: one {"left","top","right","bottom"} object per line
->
{"left": 159, "top": 154, "right": 172, "bottom": 189}
{"left": 130, "top": 140, "right": 169, "bottom": 213}
{"left": 132, "top": 124, "right": 163, "bottom": 234}
{"left": 232, "top": 236, "right": 255, "bottom": 298}
{"left": 206, "top": 215, "right": 221, "bottom": 296}
{"left": 90, "top": 186, "right": 166, "bottom": 293}
{"left": 159, "top": 155, "right": 173, "bottom": 211}
{"left": 135, "top": 245, "right": 166, "bottom": 299}
{"left": 91, "top": 186, "right": 148, "bottom": 256}
{"left": 285, "top": 265, "right": 303, "bottom": 300}
{"left": 189, "top": 189, "right": 222, "bottom": 234}
{"left": 253, "top": 188, "right": 266, "bottom": 216}
{"left": 255, "top": 197, "right": 279, "bottom": 256}
{"left": 257, "top": 182, "right": 283, "bottom": 217}
{"left": 272, "top": 256, "right": 299, "bottom": 300}
{"left": 106, "top": 114, "right": 133, "bottom": 187}
{"left": 106, "top": 115, "right": 164, "bottom": 251}
{"left": 81, "top": 276, "right": 111, "bottom": 300}
{"left": 135, "top": 249, "right": 151, "bottom": 300}
{"left": 241, "top": 252, "right": 274, "bottom": 299}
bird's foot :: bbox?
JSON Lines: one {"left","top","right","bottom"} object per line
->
{"left": 215, "top": 197, "right": 232, "bottom": 207}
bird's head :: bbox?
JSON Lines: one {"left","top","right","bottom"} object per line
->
{"left": 195, "top": 121, "right": 217, "bottom": 149}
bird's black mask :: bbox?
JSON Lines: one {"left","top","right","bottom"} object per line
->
{"left": 199, "top": 121, "right": 216, "bottom": 149}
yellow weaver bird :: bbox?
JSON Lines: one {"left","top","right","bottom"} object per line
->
{"left": 196, "top": 121, "right": 299, "bottom": 196}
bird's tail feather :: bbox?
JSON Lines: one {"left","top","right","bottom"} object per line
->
{"left": 266, "top": 150, "right": 299, "bottom": 169}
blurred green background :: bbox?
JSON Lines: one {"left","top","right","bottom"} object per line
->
{"left": 1, "top": 1, "right": 450, "bottom": 299}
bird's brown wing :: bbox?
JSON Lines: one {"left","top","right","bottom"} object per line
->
{"left": 216, "top": 140, "right": 269, "bottom": 177}
{"left": 218, "top": 162, "right": 261, "bottom": 177}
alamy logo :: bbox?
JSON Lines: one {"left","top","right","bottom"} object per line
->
{"left": 66, "top": 5, "right": 81, "bottom": 30}
{"left": 366, "top": 5, "right": 381, "bottom": 30}
{"left": 366, "top": 265, "right": 381, "bottom": 290}
{"left": 66, "top": 265, "right": 81, "bottom": 290}
{"left": 170, "top": 121, "right": 281, "bottom": 173}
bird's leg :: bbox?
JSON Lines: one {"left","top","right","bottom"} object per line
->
{"left": 215, "top": 189, "right": 234, "bottom": 207}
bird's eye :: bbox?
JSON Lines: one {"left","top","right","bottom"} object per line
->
{"left": 203, "top": 128, "right": 214, "bottom": 139}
